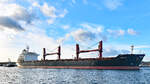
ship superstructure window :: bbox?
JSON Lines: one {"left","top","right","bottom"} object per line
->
{"left": 18, "top": 47, "right": 39, "bottom": 61}
{"left": 24, "top": 52, "right": 39, "bottom": 61}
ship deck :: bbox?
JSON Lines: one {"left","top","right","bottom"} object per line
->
{"left": 24, "top": 57, "right": 116, "bottom": 62}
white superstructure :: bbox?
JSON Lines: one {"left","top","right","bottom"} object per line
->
{"left": 18, "top": 46, "right": 39, "bottom": 62}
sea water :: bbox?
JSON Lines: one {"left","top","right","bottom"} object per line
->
{"left": 0, "top": 67, "right": 150, "bottom": 84}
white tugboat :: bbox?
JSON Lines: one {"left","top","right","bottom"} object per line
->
{"left": 4, "top": 58, "right": 17, "bottom": 67}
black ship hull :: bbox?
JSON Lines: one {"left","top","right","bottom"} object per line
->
{"left": 18, "top": 54, "right": 145, "bottom": 69}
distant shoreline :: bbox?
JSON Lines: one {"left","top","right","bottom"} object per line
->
{"left": 140, "top": 61, "right": 150, "bottom": 67}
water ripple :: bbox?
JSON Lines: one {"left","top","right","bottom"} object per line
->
{"left": 0, "top": 67, "right": 150, "bottom": 84}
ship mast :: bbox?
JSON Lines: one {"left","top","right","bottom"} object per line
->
{"left": 131, "top": 45, "right": 134, "bottom": 54}
{"left": 76, "top": 41, "right": 103, "bottom": 60}
{"left": 43, "top": 46, "right": 61, "bottom": 60}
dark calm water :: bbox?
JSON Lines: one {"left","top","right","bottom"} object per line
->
{"left": 0, "top": 67, "right": 150, "bottom": 84}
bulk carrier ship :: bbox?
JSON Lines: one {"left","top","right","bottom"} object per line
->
{"left": 17, "top": 41, "right": 145, "bottom": 69}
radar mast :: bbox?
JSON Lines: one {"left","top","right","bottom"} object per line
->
{"left": 26, "top": 45, "right": 29, "bottom": 52}
{"left": 131, "top": 45, "right": 134, "bottom": 54}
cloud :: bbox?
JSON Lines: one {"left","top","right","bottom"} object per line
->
{"left": 12, "top": 8, "right": 35, "bottom": 24}
{"left": 103, "top": 48, "right": 130, "bottom": 56}
{"left": 81, "top": 23, "right": 104, "bottom": 33}
{"left": 33, "top": 2, "right": 68, "bottom": 24}
{"left": 121, "top": 49, "right": 130, "bottom": 54}
{"left": 103, "top": 48, "right": 119, "bottom": 56}
{"left": 103, "top": 45, "right": 130, "bottom": 57}
{"left": 0, "top": 2, "right": 35, "bottom": 23}
{"left": 58, "top": 23, "right": 107, "bottom": 44}
{"left": 134, "top": 45, "right": 150, "bottom": 49}
{"left": 0, "top": 1, "right": 36, "bottom": 31}
{"left": 127, "top": 28, "right": 137, "bottom": 35}
{"left": 72, "top": 29, "right": 96, "bottom": 42}
{"left": 59, "top": 9, "right": 68, "bottom": 18}
{"left": 0, "top": 16, "right": 24, "bottom": 31}
{"left": 47, "top": 19, "right": 55, "bottom": 24}
{"left": 40, "top": 3, "right": 57, "bottom": 18}
{"left": 62, "top": 25, "right": 70, "bottom": 29}
{"left": 107, "top": 28, "right": 138, "bottom": 36}
{"left": 104, "top": 0, "right": 123, "bottom": 10}
{"left": 107, "top": 29, "right": 125, "bottom": 36}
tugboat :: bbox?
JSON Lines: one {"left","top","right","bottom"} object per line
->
{"left": 17, "top": 41, "right": 145, "bottom": 69}
{"left": 4, "top": 58, "right": 17, "bottom": 67}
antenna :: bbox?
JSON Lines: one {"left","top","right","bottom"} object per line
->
{"left": 131, "top": 45, "right": 134, "bottom": 54}
{"left": 26, "top": 45, "right": 29, "bottom": 52}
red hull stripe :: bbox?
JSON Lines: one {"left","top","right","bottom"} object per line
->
{"left": 18, "top": 66, "right": 140, "bottom": 70}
